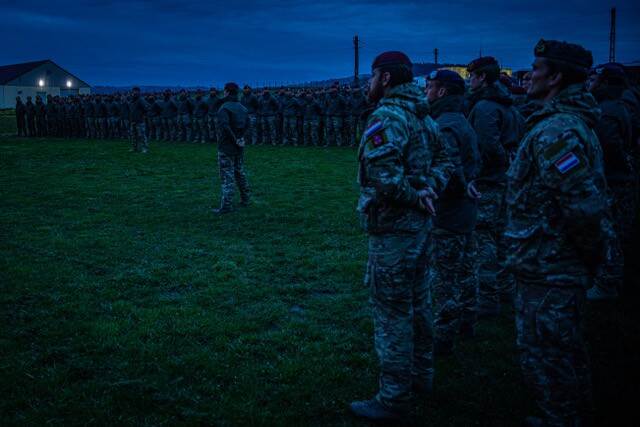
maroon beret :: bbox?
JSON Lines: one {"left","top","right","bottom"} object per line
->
{"left": 372, "top": 51, "right": 412, "bottom": 70}
{"left": 467, "top": 56, "right": 498, "bottom": 73}
{"left": 224, "top": 82, "right": 239, "bottom": 92}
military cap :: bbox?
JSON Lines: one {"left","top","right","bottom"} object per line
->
{"left": 372, "top": 51, "right": 412, "bottom": 70}
{"left": 132, "top": 86, "right": 140, "bottom": 92}
{"left": 467, "top": 56, "right": 499, "bottom": 73}
{"left": 592, "top": 62, "right": 626, "bottom": 79}
{"left": 534, "top": 39, "right": 593, "bottom": 70}
{"left": 426, "top": 69, "right": 465, "bottom": 91}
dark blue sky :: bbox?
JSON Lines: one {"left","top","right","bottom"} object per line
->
{"left": 2, "top": 0, "right": 639, "bottom": 86}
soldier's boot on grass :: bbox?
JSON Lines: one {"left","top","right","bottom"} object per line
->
{"left": 349, "top": 399, "right": 406, "bottom": 423}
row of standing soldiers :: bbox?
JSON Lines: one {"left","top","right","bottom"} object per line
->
{"left": 14, "top": 84, "right": 371, "bottom": 147}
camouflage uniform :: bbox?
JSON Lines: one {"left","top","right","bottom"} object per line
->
{"left": 207, "top": 91, "right": 222, "bottom": 144}
{"left": 351, "top": 90, "right": 369, "bottom": 146}
{"left": 467, "top": 82, "right": 524, "bottom": 314}
{"left": 303, "top": 94, "right": 323, "bottom": 146}
{"left": 35, "top": 97, "right": 47, "bottom": 137}
{"left": 241, "top": 90, "right": 259, "bottom": 145}
{"left": 147, "top": 97, "right": 162, "bottom": 141}
{"left": 108, "top": 98, "right": 121, "bottom": 139}
{"left": 282, "top": 93, "right": 300, "bottom": 145}
{"left": 160, "top": 95, "right": 177, "bottom": 141}
{"left": 324, "top": 91, "right": 346, "bottom": 146}
{"left": 25, "top": 98, "right": 36, "bottom": 137}
{"left": 177, "top": 95, "right": 193, "bottom": 142}
{"left": 591, "top": 84, "right": 636, "bottom": 260}
{"left": 428, "top": 94, "right": 481, "bottom": 347}
{"left": 358, "top": 83, "right": 453, "bottom": 412}
{"left": 506, "top": 81, "right": 617, "bottom": 426}
{"left": 191, "top": 95, "right": 209, "bottom": 143}
{"left": 129, "top": 94, "right": 149, "bottom": 152}
{"left": 96, "top": 98, "right": 108, "bottom": 139}
{"left": 258, "top": 92, "right": 279, "bottom": 145}
{"left": 45, "top": 96, "right": 57, "bottom": 137}
{"left": 216, "top": 97, "right": 250, "bottom": 210}
{"left": 15, "top": 98, "right": 27, "bottom": 137}
{"left": 119, "top": 98, "right": 131, "bottom": 140}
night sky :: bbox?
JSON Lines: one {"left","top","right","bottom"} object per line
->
{"left": 2, "top": 0, "right": 639, "bottom": 87}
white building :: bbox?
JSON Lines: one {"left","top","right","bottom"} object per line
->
{"left": 0, "top": 59, "right": 91, "bottom": 108}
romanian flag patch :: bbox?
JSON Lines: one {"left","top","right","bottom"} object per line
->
{"left": 364, "top": 120, "right": 384, "bottom": 138}
{"left": 554, "top": 152, "right": 580, "bottom": 174}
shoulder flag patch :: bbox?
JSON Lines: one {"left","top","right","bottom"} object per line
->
{"left": 364, "top": 120, "right": 384, "bottom": 139}
{"left": 554, "top": 152, "right": 580, "bottom": 174}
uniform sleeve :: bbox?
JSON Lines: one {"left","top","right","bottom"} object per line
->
{"left": 438, "top": 126, "right": 465, "bottom": 193}
{"left": 535, "top": 130, "right": 612, "bottom": 269}
{"left": 362, "top": 115, "right": 420, "bottom": 207}
{"left": 469, "top": 103, "right": 507, "bottom": 170}
{"left": 426, "top": 125, "right": 454, "bottom": 194}
{"left": 217, "top": 107, "right": 231, "bottom": 137}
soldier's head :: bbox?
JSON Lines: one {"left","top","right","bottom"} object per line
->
{"left": 210, "top": 88, "right": 218, "bottom": 97}
{"left": 528, "top": 39, "right": 593, "bottom": 101}
{"left": 243, "top": 85, "right": 251, "bottom": 95}
{"left": 467, "top": 56, "right": 500, "bottom": 91}
{"left": 587, "top": 63, "right": 627, "bottom": 93}
{"left": 425, "top": 69, "right": 465, "bottom": 102}
{"left": 164, "top": 90, "right": 171, "bottom": 100}
{"left": 195, "top": 90, "right": 204, "bottom": 101}
{"left": 27, "top": 96, "right": 32, "bottom": 102}
{"left": 16, "top": 96, "right": 22, "bottom": 103}
{"left": 368, "top": 51, "right": 413, "bottom": 103}
{"left": 131, "top": 86, "right": 141, "bottom": 100}
{"left": 262, "top": 90, "right": 271, "bottom": 98}
{"left": 36, "top": 95, "right": 42, "bottom": 102}
{"left": 224, "top": 82, "right": 240, "bottom": 100}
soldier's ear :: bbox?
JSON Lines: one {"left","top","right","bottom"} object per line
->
{"left": 381, "top": 71, "right": 392, "bottom": 87}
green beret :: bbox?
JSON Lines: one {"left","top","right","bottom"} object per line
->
{"left": 467, "top": 56, "right": 499, "bottom": 73}
{"left": 534, "top": 39, "right": 593, "bottom": 70}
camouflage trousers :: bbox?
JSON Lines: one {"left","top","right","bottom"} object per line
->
{"left": 475, "top": 182, "right": 513, "bottom": 314}
{"left": 161, "top": 117, "right": 177, "bottom": 141}
{"left": 108, "top": 117, "right": 120, "bottom": 139}
{"left": 344, "top": 115, "right": 359, "bottom": 146}
{"left": 147, "top": 117, "right": 161, "bottom": 141}
{"left": 366, "top": 228, "right": 433, "bottom": 411}
{"left": 177, "top": 114, "right": 192, "bottom": 142}
{"left": 430, "top": 229, "right": 479, "bottom": 344}
{"left": 36, "top": 116, "right": 47, "bottom": 137}
{"left": 208, "top": 116, "right": 219, "bottom": 144}
{"left": 516, "top": 281, "right": 592, "bottom": 427}
{"left": 303, "top": 119, "right": 321, "bottom": 146}
{"left": 217, "top": 151, "right": 250, "bottom": 209}
{"left": 610, "top": 180, "right": 638, "bottom": 251}
{"left": 246, "top": 114, "right": 258, "bottom": 145}
{"left": 26, "top": 116, "right": 36, "bottom": 137}
{"left": 46, "top": 118, "right": 56, "bottom": 137}
{"left": 192, "top": 117, "right": 207, "bottom": 143}
{"left": 120, "top": 119, "right": 130, "bottom": 140}
{"left": 260, "top": 116, "right": 278, "bottom": 145}
{"left": 97, "top": 118, "right": 108, "bottom": 139}
{"left": 84, "top": 118, "right": 95, "bottom": 139}
{"left": 324, "top": 116, "right": 343, "bottom": 146}
{"left": 130, "top": 122, "right": 148, "bottom": 152}
{"left": 283, "top": 116, "right": 298, "bottom": 145}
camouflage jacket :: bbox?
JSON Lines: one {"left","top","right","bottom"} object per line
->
{"left": 160, "top": 98, "right": 177, "bottom": 118}
{"left": 193, "top": 98, "right": 209, "bottom": 119}
{"left": 258, "top": 94, "right": 279, "bottom": 116}
{"left": 592, "top": 85, "right": 634, "bottom": 183}
{"left": 357, "top": 83, "right": 453, "bottom": 235}
{"left": 241, "top": 93, "right": 259, "bottom": 114}
{"left": 430, "top": 95, "right": 481, "bottom": 234}
{"left": 505, "top": 84, "right": 615, "bottom": 286}
{"left": 129, "top": 97, "right": 149, "bottom": 123}
{"left": 217, "top": 99, "right": 249, "bottom": 156}
{"left": 467, "top": 83, "right": 524, "bottom": 181}
{"left": 325, "top": 94, "right": 347, "bottom": 117}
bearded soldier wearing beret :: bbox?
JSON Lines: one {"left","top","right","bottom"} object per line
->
{"left": 350, "top": 51, "right": 453, "bottom": 422}
{"left": 506, "top": 39, "right": 619, "bottom": 427}
{"left": 425, "top": 70, "right": 482, "bottom": 355}
{"left": 466, "top": 55, "right": 524, "bottom": 317}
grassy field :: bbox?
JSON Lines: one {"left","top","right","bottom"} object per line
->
{"left": 0, "top": 134, "right": 637, "bottom": 426}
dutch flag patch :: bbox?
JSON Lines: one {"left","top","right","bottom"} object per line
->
{"left": 364, "top": 120, "right": 384, "bottom": 139}
{"left": 554, "top": 152, "right": 580, "bottom": 174}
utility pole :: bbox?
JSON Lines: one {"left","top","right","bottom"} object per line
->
{"left": 609, "top": 7, "right": 616, "bottom": 62}
{"left": 434, "top": 48, "right": 439, "bottom": 65}
{"left": 354, "top": 35, "right": 360, "bottom": 85}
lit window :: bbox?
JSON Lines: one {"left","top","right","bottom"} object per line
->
{"left": 66, "top": 80, "right": 72, "bottom": 88}
{"left": 38, "top": 79, "right": 44, "bottom": 87}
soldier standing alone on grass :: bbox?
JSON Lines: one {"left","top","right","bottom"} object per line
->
{"left": 213, "top": 82, "right": 250, "bottom": 214}
{"left": 350, "top": 51, "right": 453, "bottom": 422}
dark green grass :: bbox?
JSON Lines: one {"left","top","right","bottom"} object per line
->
{"left": 0, "top": 136, "right": 637, "bottom": 426}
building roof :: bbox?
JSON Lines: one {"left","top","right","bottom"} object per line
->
{"left": 0, "top": 60, "right": 50, "bottom": 85}
{"left": 0, "top": 59, "right": 90, "bottom": 87}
